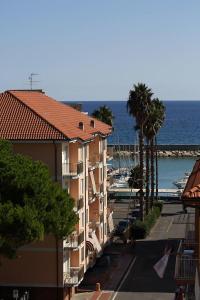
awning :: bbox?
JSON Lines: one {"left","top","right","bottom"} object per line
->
{"left": 89, "top": 170, "right": 97, "bottom": 194}
{"left": 91, "top": 231, "right": 102, "bottom": 253}
{"left": 86, "top": 238, "right": 96, "bottom": 252}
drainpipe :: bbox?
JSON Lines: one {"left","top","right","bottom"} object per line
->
{"left": 53, "top": 141, "right": 59, "bottom": 300}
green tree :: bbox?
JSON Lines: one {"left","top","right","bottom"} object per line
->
{"left": 128, "top": 165, "right": 141, "bottom": 189}
{"left": 0, "top": 140, "right": 78, "bottom": 258}
{"left": 127, "top": 83, "right": 153, "bottom": 220}
{"left": 92, "top": 105, "right": 114, "bottom": 127}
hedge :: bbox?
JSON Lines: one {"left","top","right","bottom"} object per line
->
{"left": 132, "top": 202, "right": 163, "bottom": 239}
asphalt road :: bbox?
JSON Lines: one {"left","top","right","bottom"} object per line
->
{"left": 111, "top": 202, "right": 194, "bottom": 300}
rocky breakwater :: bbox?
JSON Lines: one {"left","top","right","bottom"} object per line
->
{"left": 158, "top": 150, "right": 200, "bottom": 158}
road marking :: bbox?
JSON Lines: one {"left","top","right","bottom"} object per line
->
{"left": 166, "top": 218, "right": 174, "bottom": 232}
{"left": 111, "top": 256, "right": 137, "bottom": 300}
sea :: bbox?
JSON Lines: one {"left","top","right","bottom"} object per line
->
{"left": 79, "top": 100, "right": 200, "bottom": 189}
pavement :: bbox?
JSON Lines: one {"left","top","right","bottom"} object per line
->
{"left": 72, "top": 202, "right": 194, "bottom": 300}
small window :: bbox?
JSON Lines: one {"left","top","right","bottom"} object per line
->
{"left": 79, "top": 122, "right": 84, "bottom": 130}
{"left": 90, "top": 120, "right": 95, "bottom": 128}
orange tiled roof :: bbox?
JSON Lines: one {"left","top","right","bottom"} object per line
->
{"left": 182, "top": 160, "right": 200, "bottom": 198}
{"left": 0, "top": 90, "right": 112, "bottom": 141}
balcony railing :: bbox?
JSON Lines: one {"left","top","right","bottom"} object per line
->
{"left": 62, "top": 161, "right": 83, "bottom": 177}
{"left": 64, "top": 231, "right": 84, "bottom": 249}
{"left": 185, "top": 216, "right": 195, "bottom": 244}
{"left": 175, "top": 256, "right": 198, "bottom": 282}
{"left": 64, "top": 265, "right": 84, "bottom": 286}
{"left": 175, "top": 240, "right": 198, "bottom": 283}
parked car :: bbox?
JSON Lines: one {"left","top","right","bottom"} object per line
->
{"left": 129, "top": 208, "right": 140, "bottom": 219}
{"left": 114, "top": 219, "right": 131, "bottom": 236}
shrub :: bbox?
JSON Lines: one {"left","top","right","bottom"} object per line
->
{"left": 132, "top": 206, "right": 162, "bottom": 239}
{"left": 153, "top": 200, "right": 163, "bottom": 212}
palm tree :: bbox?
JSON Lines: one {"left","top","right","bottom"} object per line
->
{"left": 127, "top": 83, "right": 153, "bottom": 220}
{"left": 146, "top": 98, "right": 165, "bottom": 208}
{"left": 92, "top": 105, "right": 114, "bottom": 127}
{"left": 153, "top": 100, "right": 165, "bottom": 201}
{"left": 144, "top": 100, "right": 158, "bottom": 213}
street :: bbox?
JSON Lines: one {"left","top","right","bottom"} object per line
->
{"left": 111, "top": 202, "right": 194, "bottom": 300}
{"left": 74, "top": 203, "right": 194, "bottom": 300}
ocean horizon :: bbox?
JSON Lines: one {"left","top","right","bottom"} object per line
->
{"left": 79, "top": 100, "right": 200, "bottom": 145}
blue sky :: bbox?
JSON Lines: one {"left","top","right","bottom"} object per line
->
{"left": 1, "top": 1, "right": 200, "bottom": 101}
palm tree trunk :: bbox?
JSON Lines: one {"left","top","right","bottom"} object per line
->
{"left": 145, "top": 139, "right": 150, "bottom": 215}
{"left": 155, "top": 136, "right": 159, "bottom": 201}
{"left": 139, "top": 126, "right": 144, "bottom": 220}
{"left": 150, "top": 137, "right": 155, "bottom": 209}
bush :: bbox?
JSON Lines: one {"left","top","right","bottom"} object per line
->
{"left": 153, "top": 201, "right": 163, "bottom": 212}
{"left": 132, "top": 206, "right": 161, "bottom": 239}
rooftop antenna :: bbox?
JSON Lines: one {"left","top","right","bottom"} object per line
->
{"left": 28, "top": 73, "right": 39, "bottom": 90}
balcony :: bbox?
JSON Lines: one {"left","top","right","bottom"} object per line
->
{"left": 64, "top": 265, "right": 84, "bottom": 286}
{"left": 62, "top": 161, "right": 83, "bottom": 178}
{"left": 184, "top": 215, "right": 195, "bottom": 245}
{"left": 175, "top": 256, "right": 198, "bottom": 284}
{"left": 64, "top": 231, "right": 84, "bottom": 249}
{"left": 175, "top": 240, "right": 198, "bottom": 284}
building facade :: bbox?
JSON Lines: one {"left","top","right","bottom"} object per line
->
{"left": 0, "top": 90, "right": 113, "bottom": 300}
{"left": 175, "top": 159, "right": 200, "bottom": 299}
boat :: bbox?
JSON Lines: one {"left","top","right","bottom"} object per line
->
{"left": 173, "top": 172, "right": 190, "bottom": 189}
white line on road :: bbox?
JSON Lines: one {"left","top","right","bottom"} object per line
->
{"left": 166, "top": 218, "right": 174, "bottom": 232}
{"left": 111, "top": 256, "right": 137, "bottom": 300}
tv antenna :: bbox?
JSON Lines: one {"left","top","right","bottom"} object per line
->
{"left": 28, "top": 73, "right": 39, "bottom": 89}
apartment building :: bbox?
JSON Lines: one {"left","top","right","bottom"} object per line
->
{"left": 175, "top": 159, "right": 200, "bottom": 299}
{"left": 0, "top": 90, "right": 112, "bottom": 300}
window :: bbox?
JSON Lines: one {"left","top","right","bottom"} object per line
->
{"left": 81, "top": 246, "right": 85, "bottom": 261}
